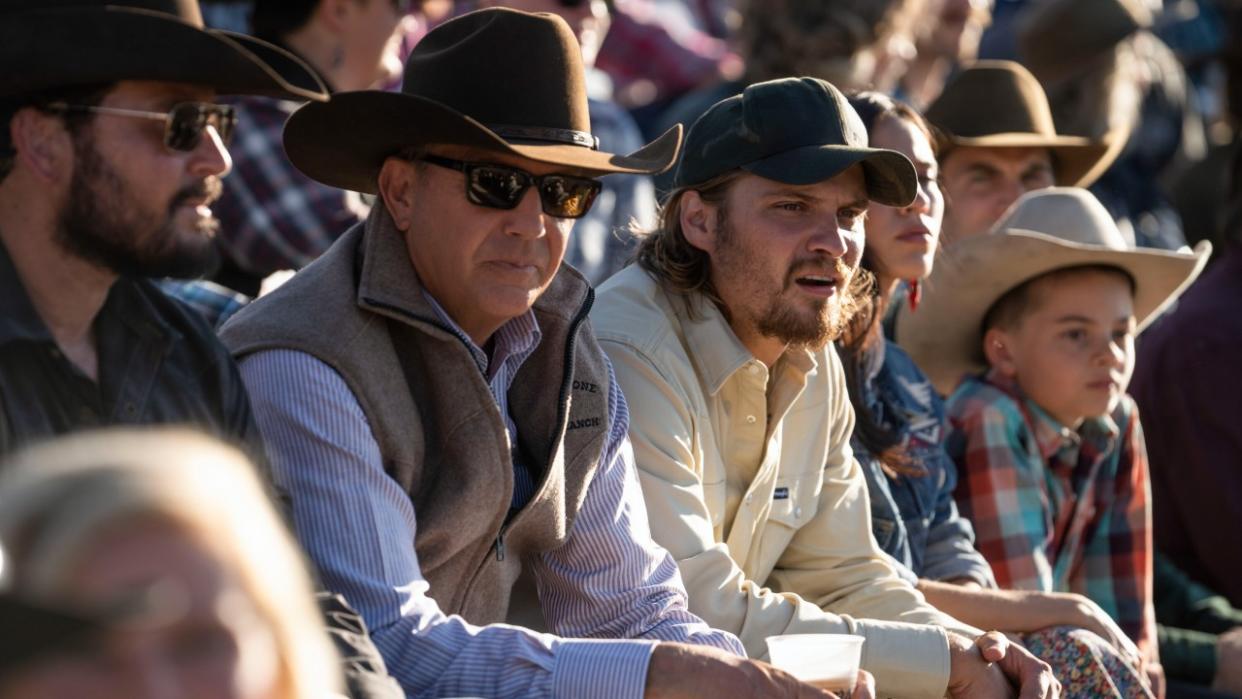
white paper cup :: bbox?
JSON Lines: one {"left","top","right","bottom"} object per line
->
{"left": 766, "top": 633, "right": 865, "bottom": 695}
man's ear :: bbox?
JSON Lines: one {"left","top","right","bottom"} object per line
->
{"left": 377, "top": 157, "right": 416, "bottom": 231}
{"left": 982, "top": 327, "right": 1019, "bottom": 378}
{"left": 316, "top": 0, "right": 353, "bottom": 34}
{"left": 679, "top": 190, "right": 718, "bottom": 254}
{"left": 9, "top": 107, "right": 73, "bottom": 184}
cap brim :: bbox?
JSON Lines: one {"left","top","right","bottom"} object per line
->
{"left": 0, "top": 8, "right": 327, "bottom": 101}
{"left": 0, "top": 594, "right": 104, "bottom": 673}
{"left": 285, "top": 91, "right": 682, "bottom": 194}
{"left": 896, "top": 232, "right": 1211, "bottom": 395}
{"left": 941, "top": 133, "right": 1116, "bottom": 187}
{"left": 742, "top": 144, "right": 917, "bottom": 207}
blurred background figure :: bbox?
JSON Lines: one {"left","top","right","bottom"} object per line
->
{"left": 898, "top": 0, "right": 994, "bottom": 109}
{"left": 208, "top": 0, "right": 414, "bottom": 297}
{"left": 0, "top": 428, "right": 343, "bottom": 699}
{"left": 1017, "top": 0, "right": 1202, "bottom": 251}
{"left": 471, "top": 0, "right": 661, "bottom": 284}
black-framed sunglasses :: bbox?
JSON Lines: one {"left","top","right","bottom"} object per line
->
{"left": 45, "top": 102, "right": 237, "bottom": 153}
{"left": 419, "top": 154, "right": 602, "bottom": 219}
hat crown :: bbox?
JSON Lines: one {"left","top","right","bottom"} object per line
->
{"left": 0, "top": 0, "right": 203, "bottom": 25}
{"left": 400, "top": 9, "right": 589, "bottom": 136}
{"left": 677, "top": 77, "right": 866, "bottom": 186}
{"left": 993, "top": 187, "right": 1129, "bottom": 249}
{"left": 926, "top": 60, "right": 1057, "bottom": 138}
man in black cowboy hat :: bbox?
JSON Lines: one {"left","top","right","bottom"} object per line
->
{"left": 222, "top": 7, "right": 848, "bottom": 698}
{"left": 0, "top": 2, "right": 400, "bottom": 698}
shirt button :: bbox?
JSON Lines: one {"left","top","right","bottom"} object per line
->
{"left": 745, "top": 495, "right": 753, "bottom": 505}
{"left": 795, "top": 507, "right": 803, "bottom": 518}
{"left": 747, "top": 363, "right": 760, "bottom": 375}
{"left": 746, "top": 415, "right": 757, "bottom": 424}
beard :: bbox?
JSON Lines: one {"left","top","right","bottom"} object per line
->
{"left": 714, "top": 211, "right": 865, "bottom": 351}
{"left": 55, "top": 132, "right": 222, "bottom": 279}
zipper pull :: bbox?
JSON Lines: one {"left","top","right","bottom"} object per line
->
{"left": 495, "top": 531, "right": 506, "bottom": 562}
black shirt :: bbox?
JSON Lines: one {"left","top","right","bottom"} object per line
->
{"left": 0, "top": 240, "right": 260, "bottom": 455}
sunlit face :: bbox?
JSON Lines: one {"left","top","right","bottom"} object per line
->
{"left": 398, "top": 146, "right": 576, "bottom": 344}
{"left": 922, "top": 0, "right": 993, "bottom": 61}
{"left": 940, "top": 146, "right": 1054, "bottom": 246}
{"left": 0, "top": 520, "right": 281, "bottom": 699}
{"left": 702, "top": 167, "right": 868, "bottom": 357}
{"left": 57, "top": 80, "right": 231, "bottom": 279}
{"left": 988, "top": 269, "right": 1136, "bottom": 428}
{"left": 863, "top": 114, "right": 944, "bottom": 288}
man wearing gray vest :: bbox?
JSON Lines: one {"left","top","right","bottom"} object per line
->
{"left": 222, "top": 8, "right": 848, "bottom": 699}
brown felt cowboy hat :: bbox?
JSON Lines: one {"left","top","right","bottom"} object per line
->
{"left": 896, "top": 187, "right": 1211, "bottom": 395}
{"left": 925, "top": 60, "right": 1116, "bottom": 187}
{"left": 0, "top": 0, "right": 328, "bottom": 102}
{"left": 283, "top": 8, "right": 683, "bottom": 195}
{"left": 1016, "top": 0, "right": 1150, "bottom": 86}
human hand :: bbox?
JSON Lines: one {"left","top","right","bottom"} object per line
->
{"left": 1212, "top": 628, "right": 1242, "bottom": 695}
{"left": 644, "top": 642, "right": 840, "bottom": 699}
{"left": 1058, "top": 593, "right": 1142, "bottom": 668}
{"left": 946, "top": 631, "right": 1060, "bottom": 699}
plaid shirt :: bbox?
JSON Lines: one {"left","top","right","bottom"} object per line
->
{"left": 945, "top": 370, "right": 1157, "bottom": 657}
{"left": 214, "top": 95, "right": 369, "bottom": 278}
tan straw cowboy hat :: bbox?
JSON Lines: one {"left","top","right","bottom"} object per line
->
{"left": 0, "top": 0, "right": 327, "bottom": 101}
{"left": 896, "top": 187, "right": 1211, "bottom": 395}
{"left": 283, "top": 8, "right": 683, "bottom": 195}
{"left": 925, "top": 61, "right": 1116, "bottom": 187}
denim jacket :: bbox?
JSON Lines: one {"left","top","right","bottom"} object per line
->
{"left": 851, "top": 339, "right": 997, "bottom": 588}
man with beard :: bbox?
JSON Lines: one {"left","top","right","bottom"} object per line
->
{"left": 0, "top": 4, "right": 404, "bottom": 698}
{"left": 591, "top": 77, "right": 1060, "bottom": 699}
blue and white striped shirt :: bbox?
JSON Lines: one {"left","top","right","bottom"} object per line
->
{"left": 238, "top": 304, "right": 744, "bottom": 699}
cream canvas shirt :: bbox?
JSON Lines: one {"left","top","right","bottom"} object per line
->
{"left": 593, "top": 266, "right": 982, "bottom": 699}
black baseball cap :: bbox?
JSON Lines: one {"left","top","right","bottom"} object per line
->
{"left": 673, "top": 77, "right": 917, "bottom": 206}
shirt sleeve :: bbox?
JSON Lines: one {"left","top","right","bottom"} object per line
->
{"left": 947, "top": 397, "right": 1057, "bottom": 592}
{"left": 530, "top": 359, "right": 745, "bottom": 654}
{"left": 919, "top": 454, "right": 998, "bottom": 588}
{"left": 238, "top": 349, "right": 662, "bottom": 699}
{"left": 602, "top": 338, "right": 957, "bottom": 699}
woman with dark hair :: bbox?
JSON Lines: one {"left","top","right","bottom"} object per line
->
{"left": 842, "top": 90, "right": 1155, "bottom": 698}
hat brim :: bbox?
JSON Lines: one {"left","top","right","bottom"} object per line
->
{"left": 943, "top": 132, "right": 1117, "bottom": 187}
{"left": 895, "top": 231, "right": 1211, "bottom": 395}
{"left": 0, "top": 594, "right": 103, "bottom": 673}
{"left": 284, "top": 91, "right": 682, "bottom": 194}
{"left": 742, "top": 144, "right": 917, "bottom": 207}
{"left": 0, "top": 7, "right": 327, "bottom": 101}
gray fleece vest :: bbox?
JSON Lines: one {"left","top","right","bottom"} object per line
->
{"left": 221, "top": 208, "right": 612, "bottom": 624}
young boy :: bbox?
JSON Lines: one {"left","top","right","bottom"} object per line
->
{"left": 894, "top": 187, "right": 1211, "bottom": 689}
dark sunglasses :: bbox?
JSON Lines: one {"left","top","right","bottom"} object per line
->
{"left": 46, "top": 102, "right": 237, "bottom": 153}
{"left": 419, "top": 154, "right": 602, "bottom": 219}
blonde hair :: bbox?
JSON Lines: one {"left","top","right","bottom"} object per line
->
{"left": 0, "top": 428, "right": 342, "bottom": 699}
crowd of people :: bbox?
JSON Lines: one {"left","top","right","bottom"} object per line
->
{"left": 1, "top": 1, "right": 1241, "bottom": 698}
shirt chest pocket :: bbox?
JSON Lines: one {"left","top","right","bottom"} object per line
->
{"left": 765, "top": 472, "right": 820, "bottom": 531}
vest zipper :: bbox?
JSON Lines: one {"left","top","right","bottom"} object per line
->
{"left": 495, "top": 531, "right": 506, "bottom": 561}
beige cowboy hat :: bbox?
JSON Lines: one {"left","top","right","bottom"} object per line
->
{"left": 0, "top": 0, "right": 328, "bottom": 101}
{"left": 895, "top": 187, "right": 1211, "bottom": 395}
{"left": 283, "top": 8, "right": 682, "bottom": 195}
{"left": 925, "top": 61, "right": 1117, "bottom": 187}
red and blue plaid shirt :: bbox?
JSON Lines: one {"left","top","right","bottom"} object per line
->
{"left": 945, "top": 370, "right": 1157, "bottom": 657}
{"left": 213, "top": 95, "right": 370, "bottom": 279}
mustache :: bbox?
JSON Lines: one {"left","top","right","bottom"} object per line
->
{"left": 784, "top": 256, "right": 854, "bottom": 286}
{"left": 170, "top": 176, "right": 224, "bottom": 210}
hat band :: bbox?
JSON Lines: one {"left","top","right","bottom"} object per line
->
{"left": 489, "top": 124, "right": 599, "bottom": 150}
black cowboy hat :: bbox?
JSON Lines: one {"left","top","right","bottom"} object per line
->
{"left": 0, "top": 0, "right": 328, "bottom": 101}
{"left": 283, "top": 8, "right": 682, "bottom": 194}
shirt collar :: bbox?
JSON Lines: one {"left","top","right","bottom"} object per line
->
{"left": 0, "top": 239, "right": 52, "bottom": 345}
{"left": 421, "top": 288, "right": 541, "bottom": 378}
{"left": 984, "top": 368, "right": 1121, "bottom": 460}
{"left": 677, "top": 293, "right": 817, "bottom": 395}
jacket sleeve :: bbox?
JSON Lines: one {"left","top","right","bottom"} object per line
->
{"left": 602, "top": 337, "right": 959, "bottom": 699}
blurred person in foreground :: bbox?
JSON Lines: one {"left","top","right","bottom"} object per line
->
{"left": 221, "top": 9, "right": 851, "bottom": 698}
{"left": 210, "top": 0, "right": 413, "bottom": 297}
{"left": 843, "top": 90, "right": 1153, "bottom": 698}
{"left": 0, "top": 428, "right": 343, "bottom": 699}
{"left": 474, "top": 0, "right": 658, "bottom": 285}
{"left": 924, "top": 60, "right": 1116, "bottom": 248}
{"left": 592, "top": 75, "right": 1060, "bottom": 699}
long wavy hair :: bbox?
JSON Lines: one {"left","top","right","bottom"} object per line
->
{"left": 840, "top": 91, "right": 939, "bottom": 477}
